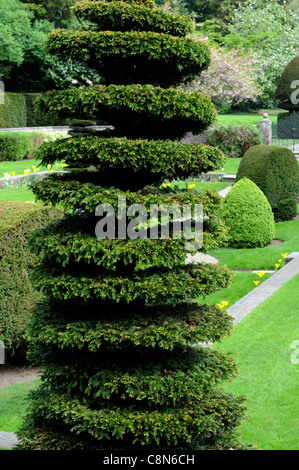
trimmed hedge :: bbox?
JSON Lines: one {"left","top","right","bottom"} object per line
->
{"left": 236, "top": 144, "right": 299, "bottom": 221}
{"left": 0, "top": 132, "right": 55, "bottom": 162}
{"left": 0, "top": 201, "right": 62, "bottom": 362}
{"left": 0, "top": 92, "right": 69, "bottom": 129}
{"left": 46, "top": 29, "right": 210, "bottom": 86}
{"left": 0, "top": 93, "right": 27, "bottom": 128}
{"left": 223, "top": 177, "right": 275, "bottom": 248}
{"left": 73, "top": 0, "right": 195, "bottom": 36}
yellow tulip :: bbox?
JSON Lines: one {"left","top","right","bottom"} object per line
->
{"left": 11, "top": 171, "right": 15, "bottom": 176}
{"left": 275, "top": 263, "right": 280, "bottom": 269}
{"left": 281, "top": 253, "right": 288, "bottom": 259}
{"left": 217, "top": 300, "right": 229, "bottom": 309}
{"left": 187, "top": 184, "right": 196, "bottom": 189}
{"left": 253, "top": 280, "right": 260, "bottom": 286}
{"left": 257, "top": 271, "right": 265, "bottom": 278}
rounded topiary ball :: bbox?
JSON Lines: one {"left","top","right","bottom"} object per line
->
{"left": 236, "top": 144, "right": 299, "bottom": 221}
{"left": 223, "top": 177, "right": 275, "bottom": 248}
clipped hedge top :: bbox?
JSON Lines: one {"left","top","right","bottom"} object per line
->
{"left": 0, "top": 201, "right": 59, "bottom": 234}
{"left": 237, "top": 143, "right": 296, "bottom": 162}
{"left": 72, "top": 0, "right": 195, "bottom": 36}
{"left": 36, "top": 84, "right": 217, "bottom": 139}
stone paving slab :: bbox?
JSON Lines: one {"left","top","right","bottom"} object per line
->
{"left": 228, "top": 252, "right": 299, "bottom": 324}
{"left": 0, "top": 431, "right": 19, "bottom": 449}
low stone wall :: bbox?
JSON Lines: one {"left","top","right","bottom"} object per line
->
{"left": 0, "top": 171, "right": 64, "bottom": 190}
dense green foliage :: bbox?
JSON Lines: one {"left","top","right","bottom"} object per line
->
{"left": 37, "top": 136, "right": 226, "bottom": 187}
{"left": 0, "top": 92, "right": 69, "bottom": 128}
{"left": 46, "top": 28, "right": 210, "bottom": 86}
{"left": 236, "top": 145, "right": 299, "bottom": 221}
{"left": 207, "top": 124, "right": 263, "bottom": 158}
{"left": 222, "top": 1, "right": 299, "bottom": 107}
{"left": 0, "top": 201, "right": 62, "bottom": 361}
{"left": 74, "top": 0, "right": 195, "bottom": 36}
{"left": 18, "top": 0, "right": 247, "bottom": 451}
{"left": 20, "top": 0, "right": 77, "bottom": 28}
{"left": 36, "top": 84, "right": 217, "bottom": 139}
{"left": 223, "top": 177, "right": 275, "bottom": 248}
{"left": 0, "top": 132, "right": 51, "bottom": 162}
{"left": 0, "top": 93, "right": 27, "bottom": 128}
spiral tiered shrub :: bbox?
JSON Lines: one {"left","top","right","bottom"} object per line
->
{"left": 18, "top": 0, "right": 248, "bottom": 450}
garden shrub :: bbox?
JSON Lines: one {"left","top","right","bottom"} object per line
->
{"left": 207, "top": 124, "right": 263, "bottom": 158}
{"left": 18, "top": 0, "right": 248, "bottom": 451}
{"left": 0, "top": 133, "right": 32, "bottom": 161}
{"left": 223, "top": 177, "right": 275, "bottom": 248}
{"left": 0, "top": 201, "right": 62, "bottom": 362}
{"left": 0, "top": 132, "right": 58, "bottom": 162}
{"left": 236, "top": 144, "right": 299, "bottom": 221}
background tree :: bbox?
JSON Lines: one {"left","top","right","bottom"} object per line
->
{"left": 0, "top": 0, "right": 39, "bottom": 81}
{"left": 186, "top": 42, "right": 263, "bottom": 112}
{"left": 222, "top": 0, "right": 299, "bottom": 106}
{"left": 18, "top": 0, "right": 247, "bottom": 450}
{"left": 20, "top": 0, "right": 77, "bottom": 28}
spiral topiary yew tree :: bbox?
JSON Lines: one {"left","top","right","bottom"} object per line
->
{"left": 18, "top": 0, "right": 247, "bottom": 450}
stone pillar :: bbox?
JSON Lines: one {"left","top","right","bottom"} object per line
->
{"left": 258, "top": 113, "right": 272, "bottom": 145}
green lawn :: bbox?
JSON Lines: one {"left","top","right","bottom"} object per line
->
{"left": 208, "top": 218, "right": 299, "bottom": 271}
{"left": 198, "top": 271, "right": 272, "bottom": 309}
{"left": 217, "top": 158, "right": 240, "bottom": 175}
{"left": 173, "top": 181, "right": 231, "bottom": 191}
{"left": 214, "top": 273, "right": 299, "bottom": 450}
{"left": 0, "top": 159, "right": 48, "bottom": 178}
{"left": 217, "top": 111, "right": 279, "bottom": 127}
{"left": 0, "top": 186, "right": 36, "bottom": 202}
{"left": 0, "top": 379, "right": 40, "bottom": 434}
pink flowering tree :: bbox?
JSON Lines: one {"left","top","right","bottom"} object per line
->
{"left": 187, "top": 44, "right": 264, "bottom": 112}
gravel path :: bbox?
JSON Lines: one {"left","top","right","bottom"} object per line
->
{"left": 0, "top": 365, "right": 40, "bottom": 389}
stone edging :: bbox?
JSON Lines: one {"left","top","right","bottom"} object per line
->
{"left": 228, "top": 252, "right": 299, "bottom": 324}
{"left": 0, "top": 171, "right": 64, "bottom": 189}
